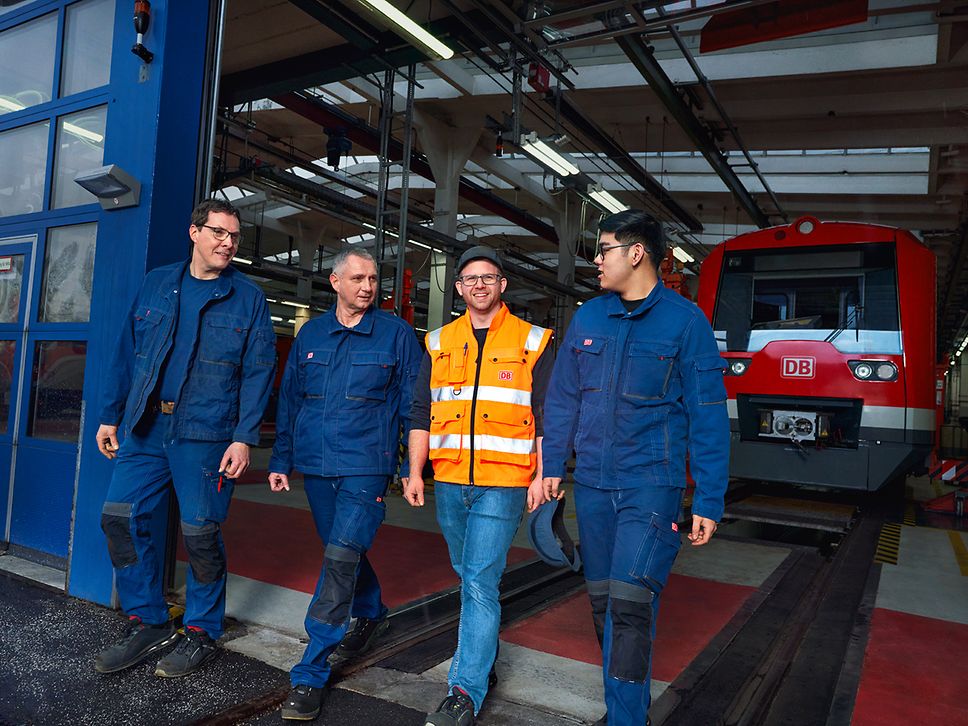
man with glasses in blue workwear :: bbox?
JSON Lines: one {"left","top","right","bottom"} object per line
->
{"left": 94, "top": 198, "right": 276, "bottom": 679}
{"left": 542, "top": 210, "right": 729, "bottom": 726}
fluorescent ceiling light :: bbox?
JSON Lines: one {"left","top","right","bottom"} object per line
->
{"left": 279, "top": 299, "right": 310, "bottom": 309}
{"left": 587, "top": 183, "right": 628, "bottom": 214}
{"left": 519, "top": 132, "right": 580, "bottom": 177}
{"left": 351, "top": 0, "right": 454, "bottom": 60}
{"left": 63, "top": 121, "right": 104, "bottom": 144}
{"left": 0, "top": 97, "right": 26, "bottom": 113}
{"left": 672, "top": 246, "right": 695, "bottom": 263}
{"left": 233, "top": 256, "right": 253, "bottom": 265}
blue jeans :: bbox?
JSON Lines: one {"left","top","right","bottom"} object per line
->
{"left": 100, "top": 412, "right": 234, "bottom": 638}
{"left": 575, "top": 482, "right": 684, "bottom": 725}
{"left": 435, "top": 482, "right": 527, "bottom": 713}
{"left": 290, "top": 474, "right": 388, "bottom": 688}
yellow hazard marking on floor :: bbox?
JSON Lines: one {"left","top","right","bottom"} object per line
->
{"left": 874, "top": 523, "right": 901, "bottom": 565}
{"left": 903, "top": 503, "right": 917, "bottom": 527}
{"left": 168, "top": 604, "right": 185, "bottom": 620}
{"left": 947, "top": 531, "right": 968, "bottom": 577}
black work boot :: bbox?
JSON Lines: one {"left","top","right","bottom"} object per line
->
{"left": 592, "top": 714, "right": 651, "bottom": 725}
{"left": 94, "top": 616, "right": 178, "bottom": 674}
{"left": 281, "top": 684, "right": 325, "bottom": 721}
{"left": 425, "top": 687, "right": 475, "bottom": 726}
{"left": 336, "top": 615, "right": 390, "bottom": 656}
{"left": 154, "top": 626, "right": 219, "bottom": 677}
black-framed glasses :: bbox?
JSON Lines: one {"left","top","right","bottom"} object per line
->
{"left": 595, "top": 242, "right": 633, "bottom": 258}
{"left": 202, "top": 224, "right": 243, "bottom": 244}
{"left": 457, "top": 273, "right": 502, "bottom": 286}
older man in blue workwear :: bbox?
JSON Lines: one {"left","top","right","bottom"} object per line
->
{"left": 542, "top": 210, "right": 729, "bottom": 726}
{"left": 94, "top": 198, "right": 276, "bottom": 678}
{"left": 268, "top": 247, "right": 421, "bottom": 721}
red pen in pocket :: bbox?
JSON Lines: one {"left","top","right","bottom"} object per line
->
{"left": 218, "top": 473, "right": 224, "bottom": 493}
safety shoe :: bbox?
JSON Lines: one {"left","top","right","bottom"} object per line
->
{"left": 425, "top": 687, "right": 475, "bottom": 726}
{"left": 281, "top": 684, "right": 325, "bottom": 721}
{"left": 336, "top": 615, "right": 390, "bottom": 656}
{"left": 154, "top": 626, "right": 219, "bottom": 677}
{"left": 94, "top": 616, "right": 178, "bottom": 673}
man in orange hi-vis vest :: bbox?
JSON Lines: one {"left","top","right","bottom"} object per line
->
{"left": 406, "top": 246, "right": 554, "bottom": 726}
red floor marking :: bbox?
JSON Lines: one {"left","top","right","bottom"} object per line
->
{"left": 176, "top": 498, "right": 533, "bottom": 608}
{"left": 500, "top": 574, "right": 753, "bottom": 682}
{"left": 852, "top": 608, "right": 968, "bottom": 725}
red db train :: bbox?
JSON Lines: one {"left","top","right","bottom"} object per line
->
{"left": 696, "top": 217, "right": 936, "bottom": 491}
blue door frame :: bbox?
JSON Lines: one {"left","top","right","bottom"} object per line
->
{"left": 0, "top": 0, "right": 216, "bottom": 605}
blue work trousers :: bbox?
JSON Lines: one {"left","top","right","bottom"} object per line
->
{"left": 436, "top": 482, "right": 527, "bottom": 714}
{"left": 100, "top": 412, "right": 234, "bottom": 638}
{"left": 574, "top": 482, "right": 684, "bottom": 726}
{"left": 290, "top": 474, "right": 388, "bottom": 688}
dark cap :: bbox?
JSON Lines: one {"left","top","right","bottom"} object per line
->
{"left": 456, "top": 245, "right": 504, "bottom": 276}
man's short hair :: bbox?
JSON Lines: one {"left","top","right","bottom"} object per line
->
{"left": 332, "top": 247, "right": 376, "bottom": 275}
{"left": 191, "top": 198, "right": 240, "bottom": 229}
{"left": 598, "top": 210, "right": 665, "bottom": 270}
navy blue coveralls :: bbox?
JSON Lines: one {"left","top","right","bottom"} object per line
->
{"left": 542, "top": 285, "right": 729, "bottom": 724}
{"left": 268, "top": 306, "right": 421, "bottom": 688}
{"left": 99, "top": 261, "right": 276, "bottom": 639}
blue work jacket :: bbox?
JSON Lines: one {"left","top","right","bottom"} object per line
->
{"left": 268, "top": 306, "right": 421, "bottom": 478}
{"left": 542, "top": 285, "right": 730, "bottom": 521}
{"left": 99, "top": 261, "right": 276, "bottom": 445}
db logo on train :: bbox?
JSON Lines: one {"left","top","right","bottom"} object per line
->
{"left": 781, "top": 356, "right": 816, "bottom": 379}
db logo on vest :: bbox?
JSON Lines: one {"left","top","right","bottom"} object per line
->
{"left": 499, "top": 370, "right": 514, "bottom": 381}
{"left": 781, "top": 356, "right": 815, "bottom": 378}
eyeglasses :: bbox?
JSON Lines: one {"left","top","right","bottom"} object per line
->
{"left": 595, "top": 242, "right": 633, "bottom": 258}
{"left": 457, "top": 273, "right": 502, "bottom": 286}
{"left": 202, "top": 225, "right": 243, "bottom": 244}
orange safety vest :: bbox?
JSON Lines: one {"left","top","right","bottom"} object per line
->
{"left": 426, "top": 304, "right": 552, "bottom": 487}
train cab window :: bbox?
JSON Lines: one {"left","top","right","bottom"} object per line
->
{"left": 713, "top": 243, "right": 901, "bottom": 355}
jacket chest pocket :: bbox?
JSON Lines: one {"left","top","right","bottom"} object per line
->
{"left": 299, "top": 349, "right": 332, "bottom": 398}
{"left": 199, "top": 313, "right": 249, "bottom": 366}
{"left": 435, "top": 346, "right": 468, "bottom": 385}
{"left": 574, "top": 338, "right": 606, "bottom": 392}
{"left": 133, "top": 306, "right": 165, "bottom": 357}
{"left": 485, "top": 347, "right": 528, "bottom": 386}
{"left": 623, "top": 341, "right": 677, "bottom": 400}
{"left": 346, "top": 351, "right": 394, "bottom": 402}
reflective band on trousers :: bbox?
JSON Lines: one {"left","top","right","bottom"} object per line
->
{"left": 430, "top": 433, "right": 536, "bottom": 456}
{"left": 431, "top": 385, "right": 532, "bottom": 407}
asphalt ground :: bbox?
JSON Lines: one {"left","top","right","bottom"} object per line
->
{"left": 0, "top": 571, "right": 424, "bottom": 725}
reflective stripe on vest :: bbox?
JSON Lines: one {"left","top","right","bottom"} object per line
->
{"left": 431, "top": 385, "right": 532, "bottom": 407}
{"left": 429, "top": 434, "right": 536, "bottom": 456}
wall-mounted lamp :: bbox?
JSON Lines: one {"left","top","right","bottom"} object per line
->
{"left": 586, "top": 183, "right": 627, "bottom": 214}
{"left": 519, "top": 131, "right": 580, "bottom": 176}
{"left": 74, "top": 164, "right": 142, "bottom": 210}
{"left": 132, "top": 1, "right": 154, "bottom": 64}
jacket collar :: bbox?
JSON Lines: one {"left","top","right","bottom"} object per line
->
{"left": 324, "top": 304, "right": 375, "bottom": 335}
{"left": 458, "top": 301, "right": 509, "bottom": 335}
{"left": 605, "top": 282, "right": 665, "bottom": 318}
{"left": 162, "top": 259, "right": 235, "bottom": 300}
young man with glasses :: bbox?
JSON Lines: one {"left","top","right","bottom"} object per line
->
{"left": 542, "top": 210, "right": 729, "bottom": 726}
{"left": 405, "top": 246, "right": 554, "bottom": 726}
{"left": 94, "top": 198, "right": 276, "bottom": 678}
{"left": 268, "top": 247, "right": 421, "bottom": 721}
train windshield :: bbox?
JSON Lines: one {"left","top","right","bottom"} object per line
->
{"left": 712, "top": 242, "right": 901, "bottom": 354}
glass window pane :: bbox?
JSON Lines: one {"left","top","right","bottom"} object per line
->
{"left": 27, "top": 340, "right": 87, "bottom": 443}
{"left": 0, "top": 12, "right": 57, "bottom": 115}
{"left": 0, "top": 340, "right": 15, "bottom": 434}
{"left": 61, "top": 0, "right": 116, "bottom": 97}
{"left": 40, "top": 223, "right": 96, "bottom": 323}
{"left": 0, "top": 253, "right": 25, "bottom": 323}
{"left": 0, "top": 121, "right": 50, "bottom": 217}
{"left": 0, "top": 2, "right": 33, "bottom": 18}
{"left": 52, "top": 105, "right": 106, "bottom": 209}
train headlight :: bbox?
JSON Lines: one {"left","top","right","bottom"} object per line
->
{"left": 853, "top": 362, "right": 873, "bottom": 380}
{"left": 726, "top": 358, "right": 752, "bottom": 376}
{"left": 875, "top": 362, "right": 897, "bottom": 381}
{"left": 849, "top": 360, "right": 897, "bottom": 382}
